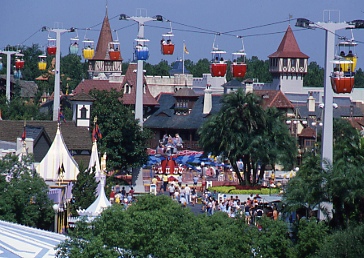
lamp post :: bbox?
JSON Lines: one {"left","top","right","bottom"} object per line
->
{"left": 295, "top": 14, "right": 364, "bottom": 165}
{"left": 52, "top": 203, "right": 59, "bottom": 233}
{"left": 286, "top": 107, "right": 307, "bottom": 165}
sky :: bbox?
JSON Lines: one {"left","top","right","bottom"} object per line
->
{"left": 1, "top": 0, "right": 364, "bottom": 69}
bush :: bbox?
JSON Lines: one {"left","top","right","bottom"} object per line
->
{"left": 208, "top": 186, "right": 280, "bottom": 195}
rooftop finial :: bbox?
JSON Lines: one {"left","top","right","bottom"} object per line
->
{"left": 106, "top": 0, "right": 108, "bottom": 16}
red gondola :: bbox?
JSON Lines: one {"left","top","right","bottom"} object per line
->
{"left": 47, "top": 38, "right": 57, "bottom": 55}
{"left": 231, "top": 37, "right": 247, "bottom": 78}
{"left": 14, "top": 53, "right": 25, "bottom": 69}
{"left": 210, "top": 50, "right": 227, "bottom": 77}
{"left": 161, "top": 22, "right": 175, "bottom": 55}
{"left": 109, "top": 41, "right": 121, "bottom": 60}
{"left": 210, "top": 35, "right": 227, "bottom": 77}
{"left": 330, "top": 33, "right": 358, "bottom": 94}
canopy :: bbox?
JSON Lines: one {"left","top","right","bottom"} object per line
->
{"left": 36, "top": 126, "right": 79, "bottom": 181}
{"left": 77, "top": 175, "right": 111, "bottom": 217}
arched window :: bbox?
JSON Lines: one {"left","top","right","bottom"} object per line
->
{"left": 80, "top": 105, "right": 87, "bottom": 119}
{"left": 124, "top": 83, "right": 130, "bottom": 94}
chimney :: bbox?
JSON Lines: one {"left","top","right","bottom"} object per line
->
{"left": 245, "top": 80, "right": 253, "bottom": 94}
{"left": 307, "top": 92, "right": 315, "bottom": 112}
{"left": 203, "top": 85, "right": 213, "bottom": 114}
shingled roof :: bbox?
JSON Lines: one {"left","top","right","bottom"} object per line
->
{"left": 254, "top": 90, "right": 294, "bottom": 109}
{"left": 73, "top": 64, "right": 159, "bottom": 106}
{"left": 91, "top": 13, "right": 122, "bottom": 61}
{"left": 0, "top": 75, "right": 38, "bottom": 98}
{"left": 268, "top": 25, "right": 309, "bottom": 59}
{"left": 0, "top": 121, "right": 91, "bottom": 151}
{"left": 120, "top": 63, "right": 159, "bottom": 106}
{"left": 144, "top": 93, "right": 222, "bottom": 130}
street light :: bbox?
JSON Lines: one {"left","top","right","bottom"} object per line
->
{"left": 52, "top": 203, "right": 59, "bottom": 233}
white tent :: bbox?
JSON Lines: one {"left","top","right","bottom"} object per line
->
{"left": 36, "top": 125, "right": 79, "bottom": 181}
{"left": 77, "top": 175, "right": 111, "bottom": 217}
{"left": 88, "top": 141, "right": 101, "bottom": 178}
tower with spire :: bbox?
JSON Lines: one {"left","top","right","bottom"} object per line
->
{"left": 268, "top": 25, "right": 309, "bottom": 93}
{"left": 88, "top": 4, "right": 123, "bottom": 80}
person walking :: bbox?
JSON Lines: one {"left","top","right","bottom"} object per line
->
{"left": 185, "top": 184, "right": 191, "bottom": 204}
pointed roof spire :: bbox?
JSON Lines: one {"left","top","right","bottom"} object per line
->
{"left": 268, "top": 25, "right": 309, "bottom": 58}
{"left": 93, "top": 12, "right": 113, "bottom": 60}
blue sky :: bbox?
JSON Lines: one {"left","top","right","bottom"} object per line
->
{"left": 1, "top": 0, "right": 364, "bottom": 69}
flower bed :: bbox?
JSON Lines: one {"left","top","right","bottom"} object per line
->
{"left": 208, "top": 185, "right": 280, "bottom": 195}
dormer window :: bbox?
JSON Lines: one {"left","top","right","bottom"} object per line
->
{"left": 124, "top": 84, "right": 131, "bottom": 94}
{"left": 80, "top": 105, "right": 87, "bottom": 119}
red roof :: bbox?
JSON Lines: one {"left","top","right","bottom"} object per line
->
{"left": 300, "top": 127, "right": 315, "bottom": 138}
{"left": 121, "top": 63, "right": 159, "bottom": 106}
{"left": 73, "top": 64, "right": 159, "bottom": 106}
{"left": 254, "top": 90, "right": 294, "bottom": 109}
{"left": 268, "top": 25, "right": 309, "bottom": 59}
{"left": 91, "top": 14, "right": 122, "bottom": 61}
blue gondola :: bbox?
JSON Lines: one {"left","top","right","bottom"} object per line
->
{"left": 135, "top": 46, "right": 149, "bottom": 60}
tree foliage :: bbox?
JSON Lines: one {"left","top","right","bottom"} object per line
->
{"left": 284, "top": 118, "right": 364, "bottom": 229}
{"left": 303, "top": 61, "right": 324, "bottom": 87}
{"left": 198, "top": 89, "right": 296, "bottom": 185}
{"left": 244, "top": 56, "right": 272, "bottom": 83}
{"left": 89, "top": 89, "right": 150, "bottom": 170}
{"left": 56, "top": 195, "right": 294, "bottom": 258}
{"left": 70, "top": 163, "right": 98, "bottom": 216}
{"left": 0, "top": 153, "right": 53, "bottom": 229}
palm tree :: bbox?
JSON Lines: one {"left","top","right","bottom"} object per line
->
{"left": 199, "top": 89, "right": 266, "bottom": 185}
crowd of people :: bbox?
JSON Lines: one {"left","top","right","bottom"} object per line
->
{"left": 109, "top": 186, "right": 136, "bottom": 208}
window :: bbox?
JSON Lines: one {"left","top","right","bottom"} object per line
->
{"left": 80, "top": 105, "right": 87, "bottom": 119}
{"left": 124, "top": 84, "right": 130, "bottom": 94}
{"left": 283, "top": 58, "right": 288, "bottom": 67}
{"left": 299, "top": 59, "right": 305, "bottom": 67}
{"left": 291, "top": 58, "right": 296, "bottom": 67}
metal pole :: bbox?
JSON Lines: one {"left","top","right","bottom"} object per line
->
{"left": 317, "top": 22, "right": 349, "bottom": 165}
{"left": 0, "top": 50, "right": 17, "bottom": 102}
{"left": 51, "top": 28, "right": 69, "bottom": 121}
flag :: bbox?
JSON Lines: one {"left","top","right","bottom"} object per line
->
{"left": 21, "top": 126, "right": 26, "bottom": 141}
{"left": 92, "top": 123, "right": 102, "bottom": 142}
{"left": 184, "top": 43, "right": 189, "bottom": 54}
{"left": 58, "top": 110, "right": 66, "bottom": 123}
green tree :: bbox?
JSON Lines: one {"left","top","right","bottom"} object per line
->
{"left": 185, "top": 58, "right": 210, "bottom": 77}
{"left": 145, "top": 60, "right": 171, "bottom": 76}
{"left": 354, "top": 68, "right": 364, "bottom": 88}
{"left": 303, "top": 61, "right": 324, "bottom": 87}
{"left": 57, "top": 195, "right": 292, "bottom": 258}
{"left": 60, "top": 54, "right": 87, "bottom": 92}
{"left": 199, "top": 89, "right": 295, "bottom": 185}
{"left": 316, "top": 223, "right": 364, "bottom": 257}
{"left": 0, "top": 153, "right": 53, "bottom": 229}
{"left": 294, "top": 219, "right": 328, "bottom": 258}
{"left": 70, "top": 164, "right": 98, "bottom": 216}
{"left": 244, "top": 56, "right": 272, "bottom": 83}
{"left": 89, "top": 89, "right": 150, "bottom": 170}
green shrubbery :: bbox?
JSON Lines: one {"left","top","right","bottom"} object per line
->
{"left": 208, "top": 186, "right": 280, "bottom": 195}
